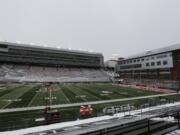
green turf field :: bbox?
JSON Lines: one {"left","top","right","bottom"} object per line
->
{"left": 0, "top": 83, "right": 161, "bottom": 109}
{"left": 0, "top": 83, "right": 179, "bottom": 131}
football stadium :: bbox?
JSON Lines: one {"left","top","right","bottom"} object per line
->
{"left": 0, "top": 41, "right": 180, "bottom": 134}
{"left": 1, "top": 1, "right": 180, "bottom": 134}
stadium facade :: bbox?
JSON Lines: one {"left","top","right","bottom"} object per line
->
{"left": 0, "top": 41, "right": 103, "bottom": 68}
{"left": 117, "top": 44, "right": 180, "bottom": 81}
{"left": 0, "top": 41, "right": 110, "bottom": 83}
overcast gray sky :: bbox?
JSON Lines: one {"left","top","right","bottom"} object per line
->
{"left": 0, "top": 0, "right": 180, "bottom": 60}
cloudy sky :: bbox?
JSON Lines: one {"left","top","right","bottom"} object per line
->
{"left": 0, "top": 0, "right": 180, "bottom": 60}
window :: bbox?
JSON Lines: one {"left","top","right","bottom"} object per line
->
{"left": 141, "top": 58, "right": 144, "bottom": 61}
{"left": 156, "top": 54, "right": 167, "bottom": 59}
{"left": 146, "top": 58, "right": 149, "bottom": 61}
{"left": 146, "top": 63, "right": 150, "bottom": 66}
{"left": 151, "top": 57, "right": 154, "bottom": 60}
{"left": 163, "top": 60, "right": 168, "bottom": 65}
{"left": 157, "top": 61, "right": 161, "bottom": 66}
{"left": 151, "top": 62, "right": 155, "bottom": 66}
{"left": 134, "top": 64, "right": 142, "bottom": 68}
{"left": 0, "top": 44, "right": 8, "bottom": 48}
{"left": 137, "top": 59, "right": 140, "bottom": 62}
{"left": 134, "top": 59, "right": 136, "bottom": 62}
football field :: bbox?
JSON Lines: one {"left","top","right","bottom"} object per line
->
{"left": 0, "top": 83, "right": 161, "bottom": 109}
{"left": 0, "top": 83, "right": 179, "bottom": 131}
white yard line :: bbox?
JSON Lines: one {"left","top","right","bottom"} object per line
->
{"left": 76, "top": 86, "right": 102, "bottom": 101}
{"left": 60, "top": 88, "right": 71, "bottom": 104}
{"left": 27, "top": 91, "right": 39, "bottom": 107}
{"left": 1, "top": 102, "right": 12, "bottom": 109}
{"left": 0, "top": 86, "right": 31, "bottom": 109}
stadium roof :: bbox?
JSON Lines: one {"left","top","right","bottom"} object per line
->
{"left": 0, "top": 41, "right": 102, "bottom": 56}
{"left": 120, "top": 43, "right": 180, "bottom": 61}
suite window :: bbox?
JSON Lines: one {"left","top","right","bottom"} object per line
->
{"left": 0, "top": 44, "right": 8, "bottom": 48}
{"left": 146, "top": 63, "right": 150, "bottom": 67}
{"left": 151, "top": 62, "right": 155, "bottom": 66}
{"left": 163, "top": 60, "right": 168, "bottom": 65}
{"left": 157, "top": 61, "right": 161, "bottom": 66}
{"left": 157, "top": 54, "right": 167, "bottom": 59}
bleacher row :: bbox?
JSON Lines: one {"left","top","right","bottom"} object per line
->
{"left": 0, "top": 64, "right": 111, "bottom": 83}
{"left": 105, "top": 70, "right": 120, "bottom": 78}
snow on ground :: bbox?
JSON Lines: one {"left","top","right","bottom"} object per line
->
{"left": 151, "top": 116, "right": 175, "bottom": 122}
{"left": 0, "top": 116, "right": 114, "bottom": 135}
{"left": 166, "top": 130, "right": 180, "bottom": 135}
{"left": 1, "top": 101, "right": 180, "bottom": 135}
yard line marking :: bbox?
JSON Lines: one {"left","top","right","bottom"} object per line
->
{"left": 77, "top": 85, "right": 102, "bottom": 100}
{"left": 28, "top": 88, "right": 41, "bottom": 107}
{"left": 75, "top": 85, "right": 101, "bottom": 101}
{"left": 68, "top": 86, "right": 88, "bottom": 102}
{"left": 1, "top": 101, "right": 11, "bottom": 109}
{"left": 59, "top": 87, "right": 71, "bottom": 104}
{"left": 0, "top": 85, "right": 31, "bottom": 109}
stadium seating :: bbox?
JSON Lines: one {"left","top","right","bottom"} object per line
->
{"left": 0, "top": 64, "right": 111, "bottom": 83}
{"left": 103, "top": 70, "right": 120, "bottom": 82}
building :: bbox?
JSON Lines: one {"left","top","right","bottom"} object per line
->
{"left": 0, "top": 41, "right": 103, "bottom": 68}
{"left": 104, "top": 60, "right": 118, "bottom": 70}
{"left": 117, "top": 44, "right": 180, "bottom": 81}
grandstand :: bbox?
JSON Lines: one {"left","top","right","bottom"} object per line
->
{"left": 0, "top": 64, "right": 110, "bottom": 82}
{"left": 0, "top": 41, "right": 110, "bottom": 83}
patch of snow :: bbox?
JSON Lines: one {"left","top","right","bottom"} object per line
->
{"left": 166, "top": 130, "right": 180, "bottom": 135}
{"left": 35, "top": 118, "right": 45, "bottom": 122}
{"left": 102, "top": 91, "right": 112, "bottom": 94}
{"left": 151, "top": 116, "right": 175, "bottom": 122}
